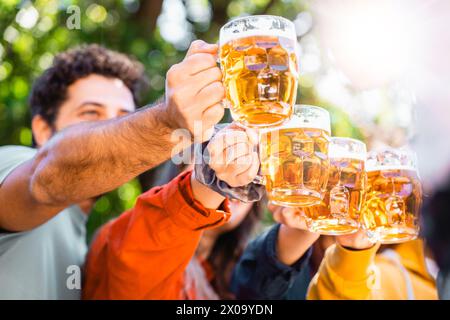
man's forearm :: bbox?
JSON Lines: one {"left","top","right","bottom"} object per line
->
{"left": 30, "top": 103, "right": 188, "bottom": 205}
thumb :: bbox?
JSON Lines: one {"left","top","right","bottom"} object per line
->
{"left": 245, "top": 127, "right": 259, "bottom": 147}
{"left": 185, "top": 40, "right": 218, "bottom": 59}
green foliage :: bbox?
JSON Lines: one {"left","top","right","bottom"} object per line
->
{"left": 86, "top": 178, "right": 142, "bottom": 243}
{"left": 0, "top": 0, "right": 365, "bottom": 241}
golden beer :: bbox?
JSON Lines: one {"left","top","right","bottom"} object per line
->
{"left": 361, "top": 167, "right": 422, "bottom": 244}
{"left": 220, "top": 16, "right": 298, "bottom": 128}
{"left": 259, "top": 105, "right": 331, "bottom": 207}
{"left": 304, "top": 144, "right": 366, "bottom": 235}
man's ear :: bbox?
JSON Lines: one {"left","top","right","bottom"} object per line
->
{"left": 31, "top": 115, "right": 53, "bottom": 147}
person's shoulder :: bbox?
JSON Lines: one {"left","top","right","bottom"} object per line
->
{"left": 0, "top": 145, "right": 37, "bottom": 161}
{"left": 0, "top": 145, "right": 37, "bottom": 182}
{"left": 0, "top": 145, "right": 36, "bottom": 154}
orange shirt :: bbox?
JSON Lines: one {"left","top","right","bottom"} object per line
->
{"left": 82, "top": 171, "right": 230, "bottom": 300}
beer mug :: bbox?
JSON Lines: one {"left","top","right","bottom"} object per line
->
{"left": 219, "top": 15, "right": 298, "bottom": 128}
{"left": 258, "top": 105, "right": 330, "bottom": 207}
{"left": 304, "top": 137, "right": 366, "bottom": 235}
{"left": 361, "top": 148, "right": 422, "bottom": 244}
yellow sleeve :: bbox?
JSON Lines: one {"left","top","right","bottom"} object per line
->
{"left": 307, "top": 243, "right": 381, "bottom": 300}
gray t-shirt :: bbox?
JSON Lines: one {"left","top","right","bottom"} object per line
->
{"left": 0, "top": 146, "right": 87, "bottom": 300}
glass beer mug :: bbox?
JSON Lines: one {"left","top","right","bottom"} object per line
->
{"left": 303, "top": 137, "right": 366, "bottom": 235}
{"left": 361, "top": 148, "right": 422, "bottom": 244}
{"left": 219, "top": 15, "right": 298, "bottom": 128}
{"left": 258, "top": 105, "right": 330, "bottom": 207}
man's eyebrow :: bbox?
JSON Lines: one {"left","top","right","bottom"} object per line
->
{"left": 77, "top": 101, "right": 106, "bottom": 109}
{"left": 77, "top": 102, "right": 133, "bottom": 114}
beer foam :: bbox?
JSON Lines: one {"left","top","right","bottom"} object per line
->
{"left": 286, "top": 105, "right": 331, "bottom": 132}
{"left": 329, "top": 137, "right": 366, "bottom": 161}
{"left": 329, "top": 149, "right": 366, "bottom": 161}
{"left": 366, "top": 165, "right": 417, "bottom": 172}
{"left": 258, "top": 105, "right": 331, "bottom": 134}
{"left": 220, "top": 15, "right": 296, "bottom": 45}
{"left": 282, "top": 116, "right": 330, "bottom": 132}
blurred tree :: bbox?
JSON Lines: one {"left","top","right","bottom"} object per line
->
{"left": 0, "top": 0, "right": 364, "bottom": 241}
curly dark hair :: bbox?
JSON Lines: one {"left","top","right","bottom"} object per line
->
{"left": 29, "top": 44, "right": 148, "bottom": 127}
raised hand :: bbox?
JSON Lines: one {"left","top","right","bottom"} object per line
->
{"left": 207, "top": 124, "right": 259, "bottom": 187}
{"left": 164, "top": 40, "right": 225, "bottom": 142}
{"left": 268, "top": 204, "right": 310, "bottom": 231}
{"left": 337, "top": 229, "right": 376, "bottom": 250}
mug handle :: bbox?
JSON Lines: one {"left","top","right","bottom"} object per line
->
{"left": 216, "top": 43, "right": 230, "bottom": 110}
{"left": 252, "top": 174, "right": 266, "bottom": 185}
{"left": 329, "top": 185, "right": 350, "bottom": 219}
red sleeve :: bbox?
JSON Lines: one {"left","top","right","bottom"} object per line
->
{"left": 82, "top": 170, "right": 230, "bottom": 300}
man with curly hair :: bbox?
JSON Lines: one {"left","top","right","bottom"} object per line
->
{"left": 0, "top": 41, "right": 225, "bottom": 299}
